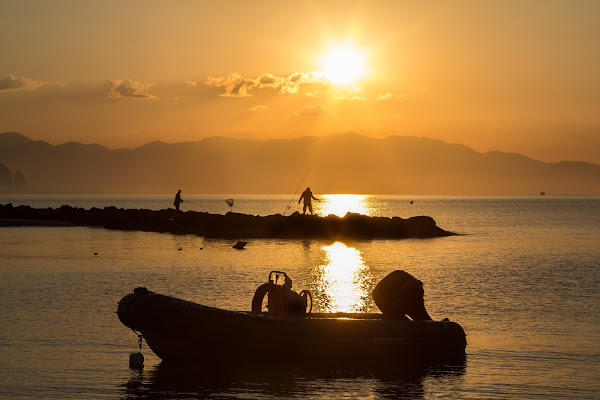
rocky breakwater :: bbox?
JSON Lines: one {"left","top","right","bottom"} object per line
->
{"left": 0, "top": 203, "right": 454, "bottom": 239}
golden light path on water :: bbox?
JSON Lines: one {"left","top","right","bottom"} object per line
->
{"left": 311, "top": 242, "right": 375, "bottom": 313}
{"left": 316, "top": 194, "right": 379, "bottom": 217}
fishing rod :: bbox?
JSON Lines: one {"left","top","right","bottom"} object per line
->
{"left": 283, "top": 163, "right": 315, "bottom": 216}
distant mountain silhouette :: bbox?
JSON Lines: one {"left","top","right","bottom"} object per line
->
{"left": 1, "top": 131, "right": 598, "bottom": 194}
{"left": 0, "top": 132, "right": 33, "bottom": 151}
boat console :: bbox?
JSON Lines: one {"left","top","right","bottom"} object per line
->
{"left": 251, "top": 271, "right": 312, "bottom": 317}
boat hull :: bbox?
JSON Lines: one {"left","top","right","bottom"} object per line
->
{"left": 117, "top": 289, "right": 467, "bottom": 365}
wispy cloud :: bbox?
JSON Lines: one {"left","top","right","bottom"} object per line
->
{"left": 336, "top": 95, "right": 367, "bottom": 101}
{"left": 106, "top": 79, "right": 156, "bottom": 99}
{"left": 294, "top": 105, "right": 333, "bottom": 118}
{"left": 377, "top": 92, "right": 394, "bottom": 101}
{"left": 0, "top": 75, "right": 56, "bottom": 91}
{"left": 205, "top": 73, "right": 255, "bottom": 97}
{"left": 335, "top": 87, "right": 367, "bottom": 101}
{"left": 249, "top": 105, "right": 270, "bottom": 112}
{"left": 305, "top": 90, "right": 328, "bottom": 98}
{"left": 205, "top": 72, "right": 328, "bottom": 97}
{"left": 280, "top": 72, "right": 326, "bottom": 94}
{"left": 186, "top": 80, "right": 198, "bottom": 88}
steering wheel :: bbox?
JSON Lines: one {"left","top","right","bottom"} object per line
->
{"left": 299, "top": 290, "right": 313, "bottom": 314}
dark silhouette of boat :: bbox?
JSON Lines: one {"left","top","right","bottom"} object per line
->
{"left": 117, "top": 271, "right": 467, "bottom": 365}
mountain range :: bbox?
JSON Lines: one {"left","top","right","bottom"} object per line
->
{"left": 1, "top": 131, "right": 598, "bottom": 195}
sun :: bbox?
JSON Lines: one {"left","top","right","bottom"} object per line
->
{"left": 321, "top": 45, "right": 366, "bottom": 86}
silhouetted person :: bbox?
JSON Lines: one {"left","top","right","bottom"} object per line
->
{"left": 298, "top": 187, "right": 319, "bottom": 215}
{"left": 174, "top": 190, "right": 184, "bottom": 211}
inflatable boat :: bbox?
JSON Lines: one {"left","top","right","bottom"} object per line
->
{"left": 117, "top": 271, "right": 467, "bottom": 365}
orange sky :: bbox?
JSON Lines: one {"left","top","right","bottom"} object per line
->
{"left": 1, "top": 0, "right": 599, "bottom": 163}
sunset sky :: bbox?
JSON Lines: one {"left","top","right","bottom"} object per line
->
{"left": 1, "top": 0, "right": 599, "bottom": 163}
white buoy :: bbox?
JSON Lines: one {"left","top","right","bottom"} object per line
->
{"left": 129, "top": 352, "right": 144, "bottom": 369}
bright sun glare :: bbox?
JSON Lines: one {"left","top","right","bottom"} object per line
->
{"left": 318, "top": 194, "right": 379, "bottom": 218}
{"left": 321, "top": 46, "right": 366, "bottom": 86}
{"left": 319, "top": 194, "right": 368, "bottom": 217}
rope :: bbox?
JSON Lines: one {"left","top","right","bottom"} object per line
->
{"left": 131, "top": 329, "right": 143, "bottom": 351}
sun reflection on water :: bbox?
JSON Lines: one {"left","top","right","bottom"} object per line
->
{"left": 311, "top": 242, "right": 375, "bottom": 313}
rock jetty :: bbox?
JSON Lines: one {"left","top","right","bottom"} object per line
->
{"left": 0, "top": 203, "right": 454, "bottom": 239}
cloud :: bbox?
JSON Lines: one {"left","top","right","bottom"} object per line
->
{"left": 257, "top": 74, "right": 277, "bottom": 85}
{"left": 205, "top": 72, "right": 328, "bottom": 97}
{"left": 249, "top": 105, "right": 270, "bottom": 112}
{"left": 306, "top": 90, "right": 327, "bottom": 98}
{"left": 294, "top": 105, "right": 333, "bottom": 118}
{"left": 377, "top": 92, "right": 393, "bottom": 101}
{"left": 106, "top": 79, "right": 156, "bottom": 99}
{"left": 205, "top": 73, "right": 255, "bottom": 97}
{"left": 421, "top": 86, "right": 429, "bottom": 91}
{"left": 336, "top": 95, "right": 367, "bottom": 101}
{"left": 280, "top": 72, "right": 325, "bottom": 94}
{"left": 335, "top": 87, "right": 367, "bottom": 101}
{"left": 186, "top": 80, "right": 198, "bottom": 88}
{"left": 0, "top": 75, "right": 52, "bottom": 91}
{"left": 377, "top": 92, "right": 405, "bottom": 101}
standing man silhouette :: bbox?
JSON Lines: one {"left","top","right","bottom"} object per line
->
{"left": 174, "top": 189, "right": 184, "bottom": 211}
{"left": 298, "top": 187, "right": 319, "bottom": 215}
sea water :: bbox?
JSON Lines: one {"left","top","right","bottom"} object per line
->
{"left": 0, "top": 195, "right": 598, "bottom": 399}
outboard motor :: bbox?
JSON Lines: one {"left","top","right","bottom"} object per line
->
{"left": 251, "top": 271, "right": 312, "bottom": 317}
{"left": 372, "top": 270, "right": 432, "bottom": 320}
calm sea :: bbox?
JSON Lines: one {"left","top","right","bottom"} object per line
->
{"left": 0, "top": 195, "right": 598, "bottom": 399}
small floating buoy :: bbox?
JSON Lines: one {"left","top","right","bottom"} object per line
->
{"left": 233, "top": 241, "right": 247, "bottom": 250}
{"left": 129, "top": 352, "right": 144, "bottom": 369}
{"left": 93, "top": 252, "right": 98, "bottom": 255}
{"left": 178, "top": 248, "right": 182, "bottom": 251}
{"left": 199, "top": 247, "right": 203, "bottom": 250}
{"left": 409, "top": 201, "right": 414, "bottom": 204}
